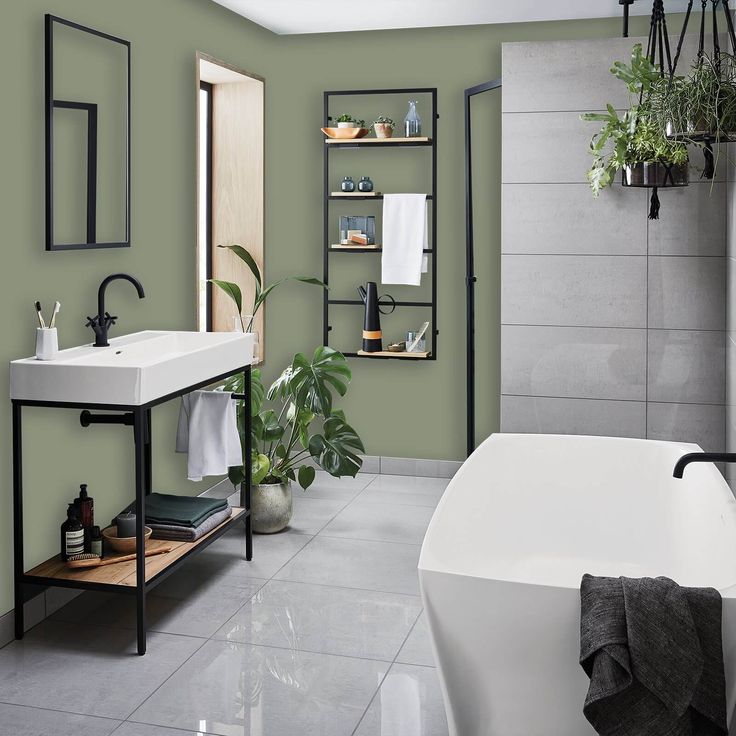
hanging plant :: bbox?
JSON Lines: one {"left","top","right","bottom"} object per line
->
{"left": 582, "top": 43, "right": 689, "bottom": 200}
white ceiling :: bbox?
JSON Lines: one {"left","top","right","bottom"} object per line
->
{"left": 211, "top": 0, "right": 692, "bottom": 36}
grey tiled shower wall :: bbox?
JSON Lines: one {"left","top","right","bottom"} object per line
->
{"left": 500, "top": 37, "right": 726, "bottom": 452}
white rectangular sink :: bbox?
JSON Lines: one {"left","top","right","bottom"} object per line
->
{"left": 10, "top": 330, "right": 254, "bottom": 406}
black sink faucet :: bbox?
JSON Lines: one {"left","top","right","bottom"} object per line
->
{"left": 673, "top": 452, "right": 736, "bottom": 478}
{"left": 86, "top": 273, "right": 145, "bottom": 347}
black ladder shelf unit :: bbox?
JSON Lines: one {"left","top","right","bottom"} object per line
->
{"left": 322, "top": 87, "right": 438, "bottom": 360}
{"left": 12, "top": 365, "right": 252, "bottom": 656}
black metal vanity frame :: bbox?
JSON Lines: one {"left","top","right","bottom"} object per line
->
{"left": 12, "top": 364, "right": 252, "bottom": 655}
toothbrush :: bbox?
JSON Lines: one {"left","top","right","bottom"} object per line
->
{"left": 49, "top": 301, "right": 60, "bottom": 329}
{"left": 35, "top": 301, "right": 46, "bottom": 329}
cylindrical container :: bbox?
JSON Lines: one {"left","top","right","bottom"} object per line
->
{"left": 36, "top": 328, "right": 58, "bottom": 360}
{"left": 358, "top": 176, "right": 374, "bottom": 192}
{"left": 90, "top": 526, "right": 103, "bottom": 558}
{"left": 116, "top": 512, "right": 136, "bottom": 538}
{"left": 358, "top": 282, "right": 383, "bottom": 353}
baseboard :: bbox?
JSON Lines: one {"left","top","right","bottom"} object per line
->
{"left": 1, "top": 453, "right": 461, "bottom": 649}
{"left": 0, "top": 586, "right": 81, "bottom": 650}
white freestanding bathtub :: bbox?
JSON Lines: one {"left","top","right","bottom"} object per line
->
{"left": 418, "top": 434, "right": 736, "bottom": 736}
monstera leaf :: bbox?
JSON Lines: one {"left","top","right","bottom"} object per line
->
{"left": 275, "top": 347, "right": 351, "bottom": 417}
{"left": 309, "top": 416, "right": 364, "bottom": 477}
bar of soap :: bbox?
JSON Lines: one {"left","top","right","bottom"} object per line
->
{"left": 387, "top": 342, "right": 406, "bottom": 352}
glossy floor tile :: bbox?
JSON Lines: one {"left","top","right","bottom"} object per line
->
{"left": 112, "top": 723, "right": 205, "bottom": 736}
{"left": 214, "top": 579, "right": 422, "bottom": 661}
{"left": 0, "top": 622, "right": 203, "bottom": 719}
{"left": 274, "top": 535, "right": 422, "bottom": 596}
{"left": 357, "top": 475, "right": 449, "bottom": 508}
{"left": 0, "top": 703, "right": 120, "bottom": 736}
{"left": 56, "top": 579, "right": 266, "bottom": 639}
{"left": 6, "top": 471, "right": 449, "bottom": 735}
{"left": 130, "top": 639, "right": 388, "bottom": 736}
{"left": 287, "top": 496, "right": 348, "bottom": 534}
{"left": 354, "top": 664, "right": 448, "bottom": 736}
{"left": 321, "top": 500, "right": 435, "bottom": 545}
{"left": 396, "top": 613, "right": 435, "bottom": 667}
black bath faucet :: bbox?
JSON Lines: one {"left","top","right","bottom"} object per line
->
{"left": 86, "top": 273, "right": 145, "bottom": 347}
{"left": 673, "top": 452, "right": 736, "bottom": 478}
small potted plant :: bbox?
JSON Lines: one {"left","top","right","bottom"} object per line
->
{"left": 337, "top": 114, "right": 358, "bottom": 128}
{"left": 373, "top": 115, "right": 394, "bottom": 139}
{"left": 582, "top": 44, "right": 689, "bottom": 199}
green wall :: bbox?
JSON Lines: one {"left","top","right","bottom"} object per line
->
{"left": 0, "top": 0, "right": 649, "bottom": 618}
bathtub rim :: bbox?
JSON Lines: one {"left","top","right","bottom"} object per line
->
{"left": 419, "top": 433, "right": 736, "bottom": 596}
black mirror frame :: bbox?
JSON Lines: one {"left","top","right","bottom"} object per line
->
{"left": 45, "top": 14, "right": 131, "bottom": 251}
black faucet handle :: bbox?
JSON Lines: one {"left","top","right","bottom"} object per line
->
{"left": 104, "top": 312, "right": 118, "bottom": 327}
{"left": 85, "top": 315, "right": 99, "bottom": 328}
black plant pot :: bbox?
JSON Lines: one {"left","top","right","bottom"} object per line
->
{"left": 622, "top": 161, "right": 689, "bottom": 188}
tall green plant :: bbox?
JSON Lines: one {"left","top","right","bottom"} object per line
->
{"left": 222, "top": 348, "right": 364, "bottom": 490}
{"left": 210, "top": 244, "right": 325, "bottom": 332}
{"left": 582, "top": 44, "right": 688, "bottom": 196}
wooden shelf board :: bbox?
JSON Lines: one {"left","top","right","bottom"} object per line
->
{"left": 325, "top": 137, "right": 431, "bottom": 145}
{"left": 25, "top": 507, "right": 246, "bottom": 587}
{"left": 357, "top": 350, "right": 431, "bottom": 359}
{"left": 330, "top": 243, "right": 381, "bottom": 250}
{"left": 330, "top": 192, "right": 382, "bottom": 198}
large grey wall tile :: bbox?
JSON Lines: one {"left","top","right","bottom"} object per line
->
{"left": 648, "top": 257, "right": 726, "bottom": 330}
{"left": 648, "top": 329, "right": 726, "bottom": 404}
{"left": 500, "top": 395, "right": 646, "bottom": 438}
{"left": 501, "top": 325, "right": 646, "bottom": 400}
{"left": 503, "top": 111, "right": 601, "bottom": 184}
{"left": 648, "top": 183, "right": 726, "bottom": 256}
{"left": 502, "top": 184, "right": 647, "bottom": 255}
{"left": 729, "top": 257, "right": 736, "bottom": 327}
{"left": 647, "top": 402, "right": 725, "bottom": 452}
{"left": 502, "top": 38, "right": 639, "bottom": 113}
{"left": 502, "top": 254, "right": 647, "bottom": 327}
{"left": 502, "top": 35, "right": 705, "bottom": 113}
{"left": 727, "top": 334, "right": 736, "bottom": 454}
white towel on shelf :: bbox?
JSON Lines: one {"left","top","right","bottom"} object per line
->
{"left": 381, "top": 193, "right": 429, "bottom": 286}
{"left": 175, "top": 391, "right": 241, "bottom": 482}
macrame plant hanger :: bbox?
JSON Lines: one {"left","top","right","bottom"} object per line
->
{"left": 668, "top": 0, "right": 736, "bottom": 177}
{"left": 629, "top": 0, "right": 678, "bottom": 219}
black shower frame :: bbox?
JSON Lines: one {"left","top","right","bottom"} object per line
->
{"left": 464, "top": 78, "right": 502, "bottom": 457}
{"left": 322, "top": 87, "right": 439, "bottom": 360}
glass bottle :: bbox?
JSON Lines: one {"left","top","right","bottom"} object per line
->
{"left": 404, "top": 101, "right": 422, "bottom": 137}
{"left": 341, "top": 176, "right": 355, "bottom": 192}
{"left": 60, "top": 504, "right": 84, "bottom": 561}
{"left": 358, "top": 176, "right": 374, "bottom": 192}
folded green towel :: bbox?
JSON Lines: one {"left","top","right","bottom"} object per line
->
{"left": 142, "top": 493, "right": 228, "bottom": 528}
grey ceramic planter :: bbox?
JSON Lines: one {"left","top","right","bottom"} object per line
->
{"left": 252, "top": 481, "right": 293, "bottom": 534}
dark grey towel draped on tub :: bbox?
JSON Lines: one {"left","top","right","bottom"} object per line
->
{"left": 579, "top": 574, "right": 727, "bottom": 736}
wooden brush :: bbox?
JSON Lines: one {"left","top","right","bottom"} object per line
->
{"left": 66, "top": 546, "right": 173, "bottom": 569}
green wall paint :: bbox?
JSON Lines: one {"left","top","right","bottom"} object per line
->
{"left": 0, "top": 0, "right": 650, "bottom": 618}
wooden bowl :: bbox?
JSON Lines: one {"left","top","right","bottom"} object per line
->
{"left": 322, "top": 127, "right": 370, "bottom": 140}
{"left": 102, "top": 525, "right": 152, "bottom": 554}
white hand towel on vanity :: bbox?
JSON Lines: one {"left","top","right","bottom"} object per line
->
{"left": 176, "top": 391, "right": 242, "bottom": 481}
{"left": 381, "top": 193, "right": 429, "bottom": 286}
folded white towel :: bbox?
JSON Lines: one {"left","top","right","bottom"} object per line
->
{"left": 381, "top": 193, "right": 429, "bottom": 286}
{"left": 176, "top": 391, "right": 241, "bottom": 482}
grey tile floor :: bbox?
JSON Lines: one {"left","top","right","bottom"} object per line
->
{"left": 0, "top": 472, "right": 450, "bottom": 736}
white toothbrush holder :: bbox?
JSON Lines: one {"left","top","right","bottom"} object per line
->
{"left": 35, "top": 328, "right": 58, "bottom": 360}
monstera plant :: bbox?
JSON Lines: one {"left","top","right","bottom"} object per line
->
{"left": 222, "top": 348, "right": 364, "bottom": 532}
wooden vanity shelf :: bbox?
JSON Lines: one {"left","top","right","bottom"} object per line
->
{"left": 325, "top": 136, "right": 431, "bottom": 145}
{"left": 24, "top": 508, "right": 247, "bottom": 589}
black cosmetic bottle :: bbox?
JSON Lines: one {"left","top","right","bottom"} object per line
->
{"left": 60, "top": 504, "right": 84, "bottom": 561}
